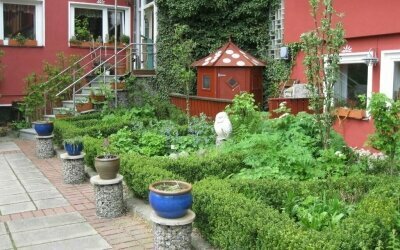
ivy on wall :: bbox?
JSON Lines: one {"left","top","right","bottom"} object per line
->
{"left": 155, "top": 0, "right": 282, "bottom": 100}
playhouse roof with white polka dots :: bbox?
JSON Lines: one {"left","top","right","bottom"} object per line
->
{"left": 191, "top": 41, "right": 266, "bottom": 68}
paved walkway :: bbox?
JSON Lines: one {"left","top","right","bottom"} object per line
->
{"left": 0, "top": 139, "right": 153, "bottom": 250}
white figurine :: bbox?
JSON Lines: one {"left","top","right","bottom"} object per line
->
{"left": 214, "top": 112, "right": 232, "bottom": 145}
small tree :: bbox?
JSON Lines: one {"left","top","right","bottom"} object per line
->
{"left": 368, "top": 93, "right": 400, "bottom": 173}
{"left": 301, "top": 0, "right": 345, "bottom": 149}
{"left": 170, "top": 25, "right": 196, "bottom": 125}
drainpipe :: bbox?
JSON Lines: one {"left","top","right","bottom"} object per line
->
{"left": 114, "top": 0, "right": 118, "bottom": 107}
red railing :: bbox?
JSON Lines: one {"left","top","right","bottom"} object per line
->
{"left": 170, "top": 93, "right": 232, "bottom": 119}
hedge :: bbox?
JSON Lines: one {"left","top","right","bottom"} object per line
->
{"left": 192, "top": 177, "right": 400, "bottom": 249}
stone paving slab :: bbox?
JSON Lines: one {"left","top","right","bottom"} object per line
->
{"left": 12, "top": 222, "right": 99, "bottom": 248}
{"left": 0, "top": 180, "right": 22, "bottom": 189}
{"left": 18, "top": 234, "right": 111, "bottom": 250}
{"left": 0, "top": 201, "right": 36, "bottom": 215}
{"left": 29, "top": 190, "right": 63, "bottom": 201}
{"left": 0, "top": 186, "right": 26, "bottom": 197}
{"left": 0, "top": 223, "right": 6, "bottom": 235}
{"left": 0, "top": 141, "right": 19, "bottom": 153}
{"left": 0, "top": 234, "right": 13, "bottom": 250}
{"left": 15, "top": 172, "right": 45, "bottom": 180}
{"left": 23, "top": 183, "right": 55, "bottom": 193}
{"left": 34, "top": 198, "right": 69, "bottom": 210}
{"left": 0, "top": 193, "right": 30, "bottom": 206}
{"left": 7, "top": 212, "right": 85, "bottom": 233}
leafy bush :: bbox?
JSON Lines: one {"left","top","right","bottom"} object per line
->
{"left": 139, "top": 132, "right": 167, "bottom": 156}
{"left": 83, "top": 136, "right": 103, "bottom": 168}
{"left": 120, "top": 153, "right": 181, "bottom": 199}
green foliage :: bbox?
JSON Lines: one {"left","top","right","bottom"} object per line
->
{"left": 83, "top": 136, "right": 103, "bottom": 168}
{"left": 109, "top": 126, "right": 139, "bottom": 154}
{"left": 120, "top": 152, "right": 181, "bottom": 199}
{"left": 14, "top": 33, "right": 27, "bottom": 45}
{"left": 139, "top": 132, "right": 167, "bottom": 156}
{"left": 74, "top": 18, "right": 91, "bottom": 41}
{"left": 63, "top": 136, "right": 83, "bottom": 146}
{"left": 225, "top": 92, "right": 265, "bottom": 138}
{"left": 301, "top": 0, "right": 346, "bottom": 149}
{"left": 368, "top": 93, "right": 400, "bottom": 166}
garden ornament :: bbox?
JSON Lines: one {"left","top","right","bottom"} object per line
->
{"left": 214, "top": 112, "right": 232, "bottom": 146}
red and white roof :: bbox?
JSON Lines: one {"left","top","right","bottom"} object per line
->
{"left": 192, "top": 41, "right": 266, "bottom": 67}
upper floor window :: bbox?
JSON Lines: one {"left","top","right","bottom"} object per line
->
{"left": 70, "top": 4, "right": 130, "bottom": 44}
{"left": 0, "top": 1, "right": 44, "bottom": 46}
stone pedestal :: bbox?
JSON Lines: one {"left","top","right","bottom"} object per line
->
{"left": 35, "top": 135, "right": 55, "bottom": 159}
{"left": 151, "top": 210, "right": 196, "bottom": 250}
{"left": 90, "top": 174, "right": 124, "bottom": 218}
{"left": 60, "top": 153, "right": 86, "bottom": 184}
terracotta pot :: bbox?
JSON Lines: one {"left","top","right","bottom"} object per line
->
{"left": 349, "top": 109, "right": 366, "bottom": 119}
{"left": 24, "top": 39, "right": 37, "bottom": 46}
{"left": 76, "top": 102, "right": 93, "bottom": 112}
{"left": 90, "top": 95, "right": 106, "bottom": 102}
{"left": 110, "top": 82, "right": 126, "bottom": 90}
{"left": 94, "top": 156, "right": 120, "bottom": 180}
{"left": 8, "top": 39, "right": 37, "bottom": 46}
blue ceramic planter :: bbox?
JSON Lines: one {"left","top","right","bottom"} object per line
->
{"left": 33, "top": 121, "right": 54, "bottom": 136}
{"left": 64, "top": 143, "right": 83, "bottom": 156}
{"left": 149, "top": 181, "right": 193, "bottom": 219}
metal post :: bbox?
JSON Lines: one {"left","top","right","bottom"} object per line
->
{"left": 114, "top": 0, "right": 118, "bottom": 107}
{"left": 73, "top": 70, "right": 76, "bottom": 114}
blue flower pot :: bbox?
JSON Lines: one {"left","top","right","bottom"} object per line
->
{"left": 64, "top": 143, "right": 83, "bottom": 156}
{"left": 33, "top": 121, "right": 54, "bottom": 136}
{"left": 149, "top": 181, "right": 193, "bottom": 219}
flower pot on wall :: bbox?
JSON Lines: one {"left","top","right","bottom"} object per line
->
{"left": 94, "top": 155, "right": 120, "bottom": 180}
{"left": 110, "top": 82, "right": 125, "bottom": 90}
{"left": 76, "top": 102, "right": 93, "bottom": 113}
{"left": 348, "top": 109, "right": 367, "bottom": 119}
{"left": 149, "top": 180, "right": 193, "bottom": 219}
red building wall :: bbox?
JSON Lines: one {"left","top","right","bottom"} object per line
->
{"left": 284, "top": 0, "right": 400, "bottom": 149}
{"left": 0, "top": 0, "right": 132, "bottom": 105}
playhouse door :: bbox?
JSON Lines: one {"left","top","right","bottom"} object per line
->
{"left": 217, "top": 68, "right": 246, "bottom": 100}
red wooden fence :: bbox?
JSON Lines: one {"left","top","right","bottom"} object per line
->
{"left": 268, "top": 98, "right": 311, "bottom": 118}
{"left": 170, "top": 93, "right": 232, "bottom": 119}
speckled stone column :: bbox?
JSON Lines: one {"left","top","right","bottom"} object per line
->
{"left": 90, "top": 174, "right": 124, "bottom": 218}
{"left": 60, "top": 153, "right": 86, "bottom": 184}
{"left": 35, "top": 135, "right": 55, "bottom": 159}
{"left": 151, "top": 210, "right": 195, "bottom": 250}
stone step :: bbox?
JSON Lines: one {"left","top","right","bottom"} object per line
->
{"left": 43, "top": 115, "right": 55, "bottom": 121}
{"left": 19, "top": 128, "right": 37, "bottom": 141}
{"left": 81, "top": 87, "right": 101, "bottom": 95}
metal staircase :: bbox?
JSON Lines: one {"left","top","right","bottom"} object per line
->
{"left": 43, "top": 42, "right": 156, "bottom": 119}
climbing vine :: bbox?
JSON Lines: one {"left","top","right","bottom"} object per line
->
{"left": 156, "top": 0, "right": 282, "bottom": 98}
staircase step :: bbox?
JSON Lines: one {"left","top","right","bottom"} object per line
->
{"left": 53, "top": 107, "right": 74, "bottom": 115}
{"left": 132, "top": 69, "right": 155, "bottom": 76}
{"left": 44, "top": 115, "right": 55, "bottom": 121}
{"left": 19, "top": 128, "right": 37, "bottom": 141}
{"left": 62, "top": 100, "right": 75, "bottom": 109}
{"left": 81, "top": 87, "right": 101, "bottom": 95}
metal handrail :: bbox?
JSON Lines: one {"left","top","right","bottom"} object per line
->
{"left": 56, "top": 42, "right": 155, "bottom": 98}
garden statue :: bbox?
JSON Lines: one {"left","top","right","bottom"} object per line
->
{"left": 214, "top": 112, "right": 232, "bottom": 146}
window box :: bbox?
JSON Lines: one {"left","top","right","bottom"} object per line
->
{"left": 70, "top": 41, "right": 102, "bottom": 48}
{"left": 7, "top": 39, "right": 38, "bottom": 47}
{"left": 76, "top": 102, "right": 93, "bottom": 113}
{"left": 336, "top": 107, "right": 366, "bottom": 119}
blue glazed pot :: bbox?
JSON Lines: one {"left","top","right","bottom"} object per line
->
{"left": 64, "top": 143, "right": 83, "bottom": 156}
{"left": 33, "top": 121, "right": 54, "bottom": 136}
{"left": 149, "top": 181, "right": 193, "bottom": 219}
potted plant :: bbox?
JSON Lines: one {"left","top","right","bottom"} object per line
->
{"left": 348, "top": 94, "right": 367, "bottom": 119}
{"left": 120, "top": 34, "right": 130, "bottom": 45}
{"left": 75, "top": 98, "right": 93, "bottom": 113}
{"left": 63, "top": 136, "right": 84, "bottom": 156}
{"left": 55, "top": 108, "right": 74, "bottom": 119}
{"left": 32, "top": 120, "right": 54, "bottom": 136}
{"left": 149, "top": 180, "right": 193, "bottom": 219}
{"left": 90, "top": 89, "right": 106, "bottom": 102}
{"left": 94, "top": 138, "right": 120, "bottom": 180}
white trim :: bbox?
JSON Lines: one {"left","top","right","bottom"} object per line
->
{"left": 380, "top": 49, "right": 400, "bottom": 99}
{"left": 339, "top": 52, "right": 370, "bottom": 64}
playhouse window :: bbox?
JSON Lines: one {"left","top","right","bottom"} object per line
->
{"left": 335, "top": 63, "right": 368, "bottom": 108}
{"left": 202, "top": 75, "right": 211, "bottom": 89}
{"left": 4, "top": 4, "right": 35, "bottom": 39}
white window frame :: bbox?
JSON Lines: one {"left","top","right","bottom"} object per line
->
{"left": 380, "top": 50, "right": 400, "bottom": 99}
{"left": 68, "top": 2, "right": 130, "bottom": 45}
{"left": 0, "top": 0, "right": 45, "bottom": 46}
{"left": 338, "top": 51, "right": 373, "bottom": 111}
{"left": 136, "top": 0, "right": 157, "bottom": 43}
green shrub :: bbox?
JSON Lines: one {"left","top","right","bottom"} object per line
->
{"left": 139, "top": 132, "right": 167, "bottom": 156}
{"left": 120, "top": 153, "right": 181, "bottom": 199}
{"left": 83, "top": 136, "right": 103, "bottom": 168}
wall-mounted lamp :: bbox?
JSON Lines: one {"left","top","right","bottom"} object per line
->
{"left": 363, "top": 48, "right": 378, "bottom": 66}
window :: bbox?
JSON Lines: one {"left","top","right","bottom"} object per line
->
{"left": 393, "top": 62, "right": 400, "bottom": 100}
{"left": 70, "top": 4, "right": 130, "bottom": 44}
{"left": 335, "top": 63, "right": 368, "bottom": 107}
{"left": 202, "top": 75, "right": 210, "bottom": 89}
{"left": 0, "top": 1, "right": 44, "bottom": 45}
{"left": 4, "top": 4, "right": 35, "bottom": 39}
{"left": 269, "top": 0, "right": 284, "bottom": 58}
